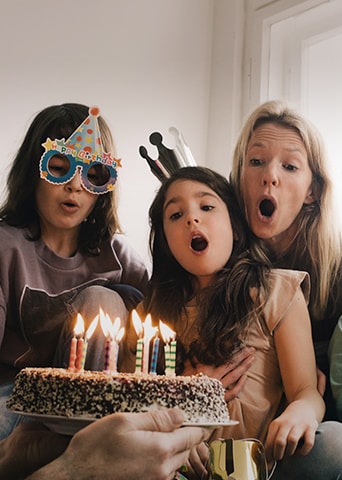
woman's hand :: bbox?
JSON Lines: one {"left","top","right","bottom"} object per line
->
{"left": 182, "top": 347, "right": 255, "bottom": 401}
{"left": 184, "top": 441, "right": 210, "bottom": 479}
{"left": 27, "top": 408, "right": 210, "bottom": 480}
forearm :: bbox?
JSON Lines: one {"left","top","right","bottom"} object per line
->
{"left": 26, "top": 455, "right": 72, "bottom": 480}
{"left": 287, "top": 386, "right": 325, "bottom": 422}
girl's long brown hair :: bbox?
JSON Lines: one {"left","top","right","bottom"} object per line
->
{"left": 145, "top": 166, "right": 271, "bottom": 366}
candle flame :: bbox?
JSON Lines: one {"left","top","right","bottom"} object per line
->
{"left": 159, "top": 320, "right": 175, "bottom": 343}
{"left": 116, "top": 327, "right": 125, "bottom": 343}
{"left": 113, "top": 317, "right": 121, "bottom": 337}
{"left": 85, "top": 314, "right": 99, "bottom": 340}
{"left": 99, "top": 308, "right": 111, "bottom": 338}
{"left": 74, "top": 313, "right": 85, "bottom": 336}
{"left": 143, "top": 314, "right": 158, "bottom": 342}
{"left": 132, "top": 309, "right": 143, "bottom": 337}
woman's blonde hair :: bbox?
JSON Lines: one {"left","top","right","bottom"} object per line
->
{"left": 230, "top": 99, "right": 342, "bottom": 320}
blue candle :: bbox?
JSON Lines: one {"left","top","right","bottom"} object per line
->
{"left": 150, "top": 335, "right": 160, "bottom": 374}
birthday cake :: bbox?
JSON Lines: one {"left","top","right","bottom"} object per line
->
{"left": 7, "top": 367, "right": 230, "bottom": 424}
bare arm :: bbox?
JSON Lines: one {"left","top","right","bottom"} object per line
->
{"left": 265, "top": 289, "right": 325, "bottom": 464}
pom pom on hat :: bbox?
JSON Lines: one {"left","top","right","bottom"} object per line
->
{"left": 90, "top": 106, "right": 100, "bottom": 116}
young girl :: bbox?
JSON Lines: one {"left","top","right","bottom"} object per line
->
{"left": 0, "top": 103, "right": 149, "bottom": 438}
{"left": 137, "top": 166, "right": 342, "bottom": 479}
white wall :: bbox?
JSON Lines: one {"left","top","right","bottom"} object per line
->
{"left": 0, "top": 0, "right": 244, "bottom": 269}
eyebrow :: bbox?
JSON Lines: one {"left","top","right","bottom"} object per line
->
{"left": 163, "top": 191, "right": 219, "bottom": 212}
{"left": 247, "top": 141, "right": 305, "bottom": 154}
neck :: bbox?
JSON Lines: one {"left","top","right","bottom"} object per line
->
{"left": 41, "top": 229, "right": 79, "bottom": 257}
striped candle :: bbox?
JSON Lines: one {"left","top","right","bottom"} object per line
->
{"left": 135, "top": 337, "right": 144, "bottom": 373}
{"left": 169, "top": 339, "right": 177, "bottom": 376}
{"left": 104, "top": 338, "right": 112, "bottom": 371}
{"left": 80, "top": 340, "right": 88, "bottom": 370}
{"left": 164, "top": 342, "right": 171, "bottom": 374}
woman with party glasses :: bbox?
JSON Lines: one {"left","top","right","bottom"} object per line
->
{"left": 0, "top": 103, "right": 149, "bottom": 439}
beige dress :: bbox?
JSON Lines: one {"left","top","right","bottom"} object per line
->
{"left": 123, "top": 268, "right": 309, "bottom": 443}
{"left": 177, "top": 268, "right": 310, "bottom": 443}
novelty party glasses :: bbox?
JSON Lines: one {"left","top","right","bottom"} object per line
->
{"left": 39, "top": 107, "right": 121, "bottom": 194}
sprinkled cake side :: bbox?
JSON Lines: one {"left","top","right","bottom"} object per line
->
{"left": 7, "top": 367, "right": 229, "bottom": 424}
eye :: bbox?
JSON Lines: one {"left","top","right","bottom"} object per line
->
{"left": 201, "top": 205, "right": 214, "bottom": 211}
{"left": 47, "top": 155, "right": 70, "bottom": 178}
{"left": 283, "top": 163, "right": 298, "bottom": 172}
{"left": 169, "top": 211, "right": 182, "bottom": 221}
{"left": 249, "top": 158, "right": 263, "bottom": 166}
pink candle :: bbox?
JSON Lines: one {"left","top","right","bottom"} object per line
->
{"left": 68, "top": 336, "right": 77, "bottom": 370}
{"left": 109, "top": 341, "right": 118, "bottom": 372}
{"left": 75, "top": 337, "right": 84, "bottom": 371}
{"left": 69, "top": 314, "right": 85, "bottom": 371}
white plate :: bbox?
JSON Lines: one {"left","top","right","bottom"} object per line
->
{"left": 12, "top": 411, "right": 238, "bottom": 435}
{"left": 12, "top": 411, "right": 96, "bottom": 435}
{"left": 182, "top": 420, "right": 239, "bottom": 428}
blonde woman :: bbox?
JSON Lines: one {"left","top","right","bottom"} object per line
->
{"left": 230, "top": 100, "right": 342, "bottom": 421}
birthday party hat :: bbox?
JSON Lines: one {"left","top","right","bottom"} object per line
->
{"left": 40, "top": 107, "right": 121, "bottom": 194}
{"left": 139, "top": 127, "right": 196, "bottom": 182}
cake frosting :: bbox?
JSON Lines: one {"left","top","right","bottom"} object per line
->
{"left": 7, "top": 367, "right": 230, "bottom": 424}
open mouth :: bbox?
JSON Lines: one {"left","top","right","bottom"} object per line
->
{"left": 191, "top": 235, "right": 208, "bottom": 252}
{"left": 259, "top": 199, "right": 275, "bottom": 218}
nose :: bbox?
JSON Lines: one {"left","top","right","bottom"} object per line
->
{"left": 186, "top": 213, "right": 199, "bottom": 226}
{"left": 261, "top": 165, "right": 279, "bottom": 187}
{"left": 65, "top": 171, "right": 83, "bottom": 192}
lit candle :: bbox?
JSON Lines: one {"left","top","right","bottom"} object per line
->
{"left": 169, "top": 337, "right": 177, "bottom": 376}
{"left": 160, "top": 321, "right": 176, "bottom": 376}
{"left": 69, "top": 314, "right": 85, "bottom": 371}
{"left": 75, "top": 336, "right": 84, "bottom": 371}
{"left": 112, "top": 325, "right": 125, "bottom": 373}
{"left": 100, "top": 309, "right": 113, "bottom": 372}
{"left": 109, "top": 316, "right": 123, "bottom": 373}
{"left": 68, "top": 336, "right": 77, "bottom": 370}
{"left": 150, "top": 332, "right": 160, "bottom": 374}
{"left": 100, "top": 311, "right": 125, "bottom": 373}
{"left": 142, "top": 315, "right": 157, "bottom": 374}
{"left": 81, "top": 314, "right": 99, "bottom": 370}
{"left": 132, "top": 310, "right": 144, "bottom": 373}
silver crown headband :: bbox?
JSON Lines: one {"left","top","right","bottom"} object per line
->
{"left": 139, "top": 127, "right": 197, "bottom": 182}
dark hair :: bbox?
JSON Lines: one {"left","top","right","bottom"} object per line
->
{"left": 0, "top": 103, "right": 121, "bottom": 254}
{"left": 145, "top": 166, "right": 270, "bottom": 368}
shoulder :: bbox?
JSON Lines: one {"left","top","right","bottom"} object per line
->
{"left": 110, "top": 234, "right": 149, "bottom": 279}
{"left": 111, "top": 234, "right": 144, "bottom": 261}
{"left": 261, "top": 268, "right": 310, "bottom": 333}
{"left": 0, "top": 223, "right": 29, "bottom": 244}
{"left": 268, "top": 268, "right": 310, "bottom": 303}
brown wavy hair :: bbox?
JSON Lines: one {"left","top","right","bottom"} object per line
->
{"left": 0, "top": 103, "right": 122, "bottom": 255}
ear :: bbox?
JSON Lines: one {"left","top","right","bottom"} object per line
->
{"left": 304, "top": 188, "right": 316, "bottom": 205}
